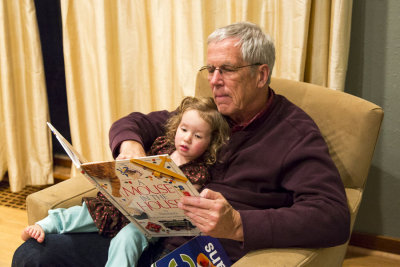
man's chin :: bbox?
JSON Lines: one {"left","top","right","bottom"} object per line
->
{"left": 217, "top": 108, "right": 231, "bottom": 116}
{"left": 216, "top": 104, "right": 232, "bottom": 115}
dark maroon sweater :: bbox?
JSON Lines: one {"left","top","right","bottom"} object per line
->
{"left": 109, "top": 89, "right": 350, "bottom": 263}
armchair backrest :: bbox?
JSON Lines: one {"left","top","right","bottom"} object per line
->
{"left": 195, "top": 72, "right": 384, "bottom": 191}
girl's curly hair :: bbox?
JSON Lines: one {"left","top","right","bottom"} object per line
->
{"left": 164, "top": 96, "right": 230, "bottom": 166}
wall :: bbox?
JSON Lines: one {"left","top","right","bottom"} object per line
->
{"left": 345, "top": 0, "right": 400, "bottom": 238}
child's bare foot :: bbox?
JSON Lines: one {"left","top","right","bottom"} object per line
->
{"left": 21, "top": 224, "right": 45, "bottom": 243}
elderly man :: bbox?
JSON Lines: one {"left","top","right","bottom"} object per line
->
{"left": 13, "top": 22, "right": 349, "bottom": 266}
{"left": 110, "top": 22, "right": 350, "bottom": 264}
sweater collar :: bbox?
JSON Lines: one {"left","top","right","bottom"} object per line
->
{"left": 230, "top": 87, "right": 274, "bottom": 133}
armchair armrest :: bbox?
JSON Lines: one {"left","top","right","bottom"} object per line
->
{"left": 232, "top": 243, "right": 348, "bottom": 266}
{"left": 230, "top": 186, "right": 358, "bottom": 266}
{"left": 26, "top": 175, "right": 97, "bottom": 224}
{"left": 233, "top": 248, "right": 317, "bottom": 266}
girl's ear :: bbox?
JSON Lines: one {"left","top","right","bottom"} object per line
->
{"left": 257, "top": 64, "right": 270, "bottom": 88}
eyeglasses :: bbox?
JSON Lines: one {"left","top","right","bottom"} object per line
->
{"left": 199, "top": 63, "right": 262, "bottom": 77}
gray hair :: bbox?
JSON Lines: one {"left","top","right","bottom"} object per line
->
{"left": 208, "top": 22, "right": 275, "bottom": 84}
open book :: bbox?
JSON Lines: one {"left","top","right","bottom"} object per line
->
{"left": 47, "top": 122, "right": 201, "bottom": 239}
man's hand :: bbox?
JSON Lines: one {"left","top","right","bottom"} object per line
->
{"left": 116, "top": 140, "right": 146, "bottom": 159}
{"left": 178, "top": 189, "right": 244, "bottom": 241}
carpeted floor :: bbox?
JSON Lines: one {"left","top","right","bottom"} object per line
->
{"left": 0, "top": 180, "right": 48, "bottom": 210}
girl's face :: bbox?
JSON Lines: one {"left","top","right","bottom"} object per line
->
{"left": 174, "top": 109, "right": 212, "bottom": 163}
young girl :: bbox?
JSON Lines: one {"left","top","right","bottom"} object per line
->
{"left": 21, "top": 96, "right": 230, "bottom": 267}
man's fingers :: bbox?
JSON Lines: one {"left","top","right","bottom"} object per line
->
{"left": 117, "top": 140, "right": 146, "bottom": 159}
{"left": 179, "top": 195, "right": 210, "bottom": 210}
{"left": 179, "top": 198, "right": 210, "bottom": 218}
{"left": 183, "top": 209, "right": 217, "bottom": 235}
{"left": 179, "top": 189, "right": 243, "bottom": 239}
{"left": 199, "top": 188, "right": 223, "bottom": 200}
{"left": 180, "top": 189, "right": 224, "bottom": 211}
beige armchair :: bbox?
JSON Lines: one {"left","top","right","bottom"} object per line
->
{"left": 27, "top": 74, "right": 383, "bottom": 266}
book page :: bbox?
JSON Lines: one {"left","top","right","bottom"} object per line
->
{"left": 47, "top": 122, "right": 87, "bottom": 168}
{"left": 81, "top": 155, "right": 201, "bottom": 238}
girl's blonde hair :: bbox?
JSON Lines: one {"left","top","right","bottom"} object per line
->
{"left": 164, "top": 96, "right": 230, "bottom": 166}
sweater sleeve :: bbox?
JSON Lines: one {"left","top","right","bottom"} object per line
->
{"left": 239, "top": 130, "right": 350, "bottom": 250}
{"left": 109, "top": 110, "right": 171, "bottom": 159}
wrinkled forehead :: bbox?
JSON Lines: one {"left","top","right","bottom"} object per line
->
{"left": 207, "top": 38, "right": 244, "bottom": 64}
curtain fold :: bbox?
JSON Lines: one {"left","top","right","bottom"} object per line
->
{"left": 327, "top": 0, "right": 353, "bottom": 90}
{"left": 0, "top": 0, "right": 53, "bottom": 192}
{"left": 304, "top": 0, "right": 353, "bottom": 90}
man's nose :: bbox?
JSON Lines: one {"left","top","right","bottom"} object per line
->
{"left": 209, "top": 69, "right": 223, "bottom": 85}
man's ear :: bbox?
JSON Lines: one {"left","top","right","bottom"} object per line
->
{"left": 257, "top": 64, "right": 270, "bottom": 88}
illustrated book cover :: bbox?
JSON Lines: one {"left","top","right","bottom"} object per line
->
{"left": 47, "top": 122, "right": 201, "bottom": 238}
{"left": 151, "top": 235, "right": 232, "bottom": 267}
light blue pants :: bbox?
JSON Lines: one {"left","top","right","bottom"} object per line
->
{"left": 37, "top": 203, "right": 149, "bottom": 267}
